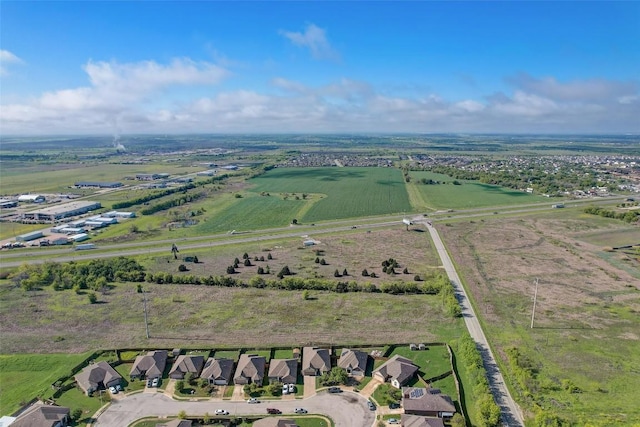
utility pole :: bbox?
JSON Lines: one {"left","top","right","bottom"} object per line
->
{"left": 142, "top": 290, "right": 150, "bottom": 339}
{"left": 530, "top": 278, "right": 539, "bottom": 329}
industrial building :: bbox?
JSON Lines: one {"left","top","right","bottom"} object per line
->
{"left": 18, "top": 194, "right": 46, "bottom": 203}
{"left": 16, "top": 231, "right": 44, "bottom": 242}
{"left": 103, "top": 211, "right": 135, "bottom": 218}
{"left": 22, "top": 201, "right": 101, "bottom": 222}
{"left": 136, "top": 173, "right": 169, "bottom": 181}
{"left": 75, "top": 181, "right": 123, "bottom": 188}
{"left": 0, "top": 200, "right": 18, "bottom": 209}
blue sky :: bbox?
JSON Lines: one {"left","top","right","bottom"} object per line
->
{"left": 1, "top": 1, "right": 638, "bottom": 135}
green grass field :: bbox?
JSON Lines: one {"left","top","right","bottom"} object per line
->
{"left": 0, "top": 352, "right": 91, "bottom": 414}
{"left": 408, "top": 171, "right": 547, "bottom": 210}
{"left": 249, "top": 167, "right": 413, "bottom": 221}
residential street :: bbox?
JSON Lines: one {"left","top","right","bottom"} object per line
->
{"left": 424, "top": 221, "right": 525, "bottom": 427}
{"left": 93, "top": 389, "right": 376, "bottom": 427}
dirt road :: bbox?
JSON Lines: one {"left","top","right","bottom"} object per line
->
{"left": 425, "top": 221, "right": 525, "bottom": 427}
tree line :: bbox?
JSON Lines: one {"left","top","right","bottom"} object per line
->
{"left": 583, "top": 206, "right": 640, "bottom": 223}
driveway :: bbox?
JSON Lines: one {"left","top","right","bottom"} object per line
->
{"left": 425, "top": 221, "right": 525, "bottom": 427}
{"left": 93, "top": 389, "right": 376, "bottom": 427}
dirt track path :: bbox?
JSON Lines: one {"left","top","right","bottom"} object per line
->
{"left": 424, "top": 221, "right": 525, "bottom": 427}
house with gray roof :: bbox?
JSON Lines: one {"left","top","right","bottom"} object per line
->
{"left": 400, "top": 414, "right": 445, "bottom": 427}
{"left": 10, "top": 403, "right": 70, "bottom": 427}
{"left": 74, "top": 361, "right": 122, "bottom": 395}
{"left": 130, "top": 350, "right": 168, "bottom": 380}
{"left": 402, "top": 387, "right": 456, "bottom": 418}
{"left": 372, "top": 354, "right": 419, "bottom": 388}
{"left": 302, "top": 347, "right": 331, "bottom": 376}
{"left": 252, "top": 419, "right": 298, "bottom": 427}
{"left": 268, "top": 358, "right": 298, "bottom": 384}
{"left": 169, "top": 355, "right": 205, "bottom": 379}
{"left": 201, "top": 358, "right": 235, "bottom": 385}
{"left": 233, "top": 354, "right": 266, "bottom": 385}
{"left": 337, "top": 348, "right": 368, "bottom": 377}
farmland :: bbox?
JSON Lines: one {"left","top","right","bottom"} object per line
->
{"left": 407, "top": 171, "right": 548, "bottom": 210}
{"left": 248, "top": 167, "right": 413, "bottom": 221}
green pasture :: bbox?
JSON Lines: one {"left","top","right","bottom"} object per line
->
{"left": 408, "top": 171, "right": 546, "bottom": 210}
{"left": 249, "top": 167, "right": 413, "bottom": 221}
{"left": 0, "top": 222, "right": 45, "bottom": 241}
{"left": 0, "top": 352, "right": 91, "bottom": 414}
{"left": 574, "top": 227, "right": 640, "bottom": 248}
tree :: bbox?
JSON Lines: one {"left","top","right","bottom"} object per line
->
{"left": 136, "top": 284, "right": 143, "bottom": 293}
{"left": 450, "top": 413, "right": 466, "bottom": 427}
{"left": 403, "top": 267, "right": 409, "bottom": 274}
{"left": 226, "top": 265, "right": 236, "bottom": 274}
{"left": 203, "top": 412, "right": 211, "bottom": 424}
{"left": 178, "top": 264, "right": 188, "bottom": 272}
{"left": 88, "top": 292, "right": 97, "bottom": 304}
{"left": 244, "top": 258, "right": 252, "bottom": 266}
{"left": 414, "top": 274, "right": 421, "bottom": 281}
{"left": 362, "top": 269, "right": 369, "bottom": 276}
{"left": 334, "top": 269, "right": 341, "bottom": 277}
{"left": 175, "top": 380, "right": 185, "bottom": 393}
{"left": 342, "top": 268, "right": 348, "bottom": 276}
{"left": 243, "top": 252, "right": 249, "bottom": 259}
{"left": 292, "top": 218, "right": 298, "bottom": 224}
{"left": 257, "top": 266, "right": 265, "bottom": 274}
{"left": 267, "top": 252, "right": 273, "bottom": 260}
{"left": 193, "top": 256, "right": 199, "bottom": 263}
{"left": 185, "top": 372, "right": 196, "bottom": 386}
{"left": 315, "top": 257, "right": 320, "bottom": 263}
{"left": 71, "top": 408, "right": 83, "bottom": 421}
{"left": 302, "top": 290, "right": 310, "bottom": 300}
{"left": 320, "top": 258, "right": 327, "bottom": 265}
{"left": 178, "top": 409, "right": 187, "bottom": 419}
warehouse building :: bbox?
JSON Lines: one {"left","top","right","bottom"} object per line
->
{"left": 22, "top": 201, "right": 101, "bottom": 222}
{"left": 16, "top": 231, "right": 44, "bottom": 242}
{"left": 18, "top": 194, "right": 46, "bottom": 203}
{"left": 75, "top": 181, "right": 123, "bottom": 188}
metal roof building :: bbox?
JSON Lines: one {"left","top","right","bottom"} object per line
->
{"left": 22, "top": 201, "right": 101, "bottom": 222}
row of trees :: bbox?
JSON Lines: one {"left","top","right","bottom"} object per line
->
{"left": 140, "top": 191, "right": 206, "bottom": 215}
{"left": 584, "top": 206, "right": 640, "bottom": 223}
{"left": 11, "top": 258, "right": 145, "bottom": 291}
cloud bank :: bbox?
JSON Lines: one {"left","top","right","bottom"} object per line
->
{"left": 1, "top": 59, "right": 638, "bottom": 134}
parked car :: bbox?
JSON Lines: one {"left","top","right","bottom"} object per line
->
{"left": 214, "top": 409, "right": 229, "bottom": 415}
{"left": 151, "top": 377, "right": 160, "bottom": 387}
{"left": 388, "top": 418, "right": 399, "bottom": 424}
{"left": 288, "top": 383, "right": 295, "bottom": 393}
{"left": 327, "top": 386, "right": 342, "bottom": 393}
{"left": 367, "top": 401, "right": 376, "bottom": 411}
{"left": 294, "top": 408, "right": 308, "bottom": 414}
{"left": 109, "top": 386, "right": 118, "bottom": 394}
{"left": 116, "top": 384, "right": 123, "bottom": 392}
{"left": 282, "top": 384, "right": 289, "bottom": 395}
{"left": 388, "top": 402, "right": 400, "bottom": 409}
{"left": 146, "top": 379, "right": 153, "bottom": 387}
{"left": 247, "top": 397, "right": 260, "bottom": 404}
{"left": 266, "top": 408, "right": 281, "bottom": 414}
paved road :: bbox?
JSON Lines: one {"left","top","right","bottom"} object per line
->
{"left": 94, "top": 389, "right": 375, "bottom": 427}
{"left": 424, "top": 221, "right": 525, "bottom": 427}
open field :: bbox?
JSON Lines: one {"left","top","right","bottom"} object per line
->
{"left": 144, "top": 226, "right": 442, "bottom": 284}
{"left": 438, "top": 210, "right": 640, "bottom": 425}
{"left": 0, "top": 352, "right": 91, "bottom": 414}
{"left": 249, "top": 167, "right": 413, "bottom": 221}
{"left": 408, "top": 171, "right": 548, "bottom": 210}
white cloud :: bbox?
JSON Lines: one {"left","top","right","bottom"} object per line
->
{"left": 0, "top": 49, "right": 24, "bottom": 76}
{"left": 279, "top": 23, "right": 338, "bottom": 60}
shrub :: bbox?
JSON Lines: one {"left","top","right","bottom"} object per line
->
{"left": 178, "top": 264, "right": 188, "bottom": 272}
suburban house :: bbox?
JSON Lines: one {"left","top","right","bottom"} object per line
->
{"left": 10, "top": 403, "right": 70, "bottom": 427}
{"left": 252, "top": 419, "right": 299, "bottom": 427}
{"left": 74, "top": 361, "right": 122, "bottom": 395}
{"left": 402, "top": 387, "right": 456, "bottom": 418}
{"left": 372, "top": 354, "right": 419, "bottom": 388}
{"left": 168, "top": 355, "right": 205, "bottom": 380}
{"left": 337, "top": 348, "right": 368, "bottom": 377}
{"left": 156, "top": 420, "right": 193, "bottom": 427}
{"left": 233, "top": 354, "right": 266, "bottom": 385}
{"left": 302, "top": 347, "right": 331, "bottom": 376}
{"left": 268, "top": 358, "right": 298, "bottom": 384}
{"left": 130, "top": 350, "right": 168, "bottom": 380}
{"left": 400, "top": 414, "right": 445, "bottom": 427}
{"left": 200, "top": 358, "right": 235, "bottom": 385}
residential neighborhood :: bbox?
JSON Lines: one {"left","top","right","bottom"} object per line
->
{"left": 4, "top": 344, "right": 460, "bottom": 427}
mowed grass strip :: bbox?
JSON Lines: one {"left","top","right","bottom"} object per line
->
{"left": 0, "top": 352, "right": 91, "bottom": 414}
{"left": 249, "top": 167, "right": 412, "bottom": 221}
{"left": 408, "top": 171, "right": 546, "bottom": 210}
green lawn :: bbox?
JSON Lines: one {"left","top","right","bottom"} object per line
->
{"left": 54, "top": 385, "right": 109, "bottom": 423}
{"left": 273, "top": 349, "right": 294, "bottom": 359}
{"left": 388, "top": 344, "right": 453, "bottom": 379}
{"left": 408, "top": 171, "right": 546, "bottom": 210}
{"left": 212, "top": 350, "right": 240, "bottom": 360}
{"left": 0, "top": 352, "right": 91, "bottom": 414}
